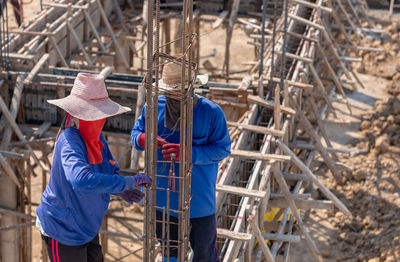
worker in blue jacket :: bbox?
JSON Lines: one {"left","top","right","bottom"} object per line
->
{"left": 36, "top": 73, "right": 152, "bottom": 262}
{"left": 131, "top": 62, "right": 231, "bottom": 262}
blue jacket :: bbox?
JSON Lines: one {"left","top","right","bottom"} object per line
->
{"left": 36, "top": 128, "right": 127, "bottom": 245}
{"left": 131, "top": 96, "right": 231, "bottom": 218}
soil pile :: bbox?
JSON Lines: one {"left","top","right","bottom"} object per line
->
{"left": 314, "top": 98, "right": 400, "bottom": 261}
{"left": 310, "top": 22, "right": 400, "bottom": 261}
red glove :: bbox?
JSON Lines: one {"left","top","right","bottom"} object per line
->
{"left": 162, "top": 143, "right": 186, "bottom": 161}
{"left": 138, "top": 133, "right": 166, "bottom": 149}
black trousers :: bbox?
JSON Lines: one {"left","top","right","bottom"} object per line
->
{"left": 156, "top": 210, "right": 220, "bottom": 262}
{"left": 41, "top": 234, "right": 103, "bottom": 262}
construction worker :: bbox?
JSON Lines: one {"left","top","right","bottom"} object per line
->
{"left": 131, "top": 62, "right": 231, "bottom": 262}
{"left": 36, "top": 73, "right": 152, "bottom": 262}
{"left": 0, "top": 0, "right": 22, "bottom": 27}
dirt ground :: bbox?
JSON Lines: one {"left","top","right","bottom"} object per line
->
{"left": 5, "top": 1, "right": 400, "bottom": 262}
{"left": 290, "top": 11, "right": 400, "bottom": 262}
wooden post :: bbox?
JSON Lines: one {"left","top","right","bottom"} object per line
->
{"left": 66, "top": 20, "right": 93, "bottom": 66}
{"left": 248, "top": 216, "right": 274, "bottom": 262}
{"left": 315, "top": 41, "right": 351, "bottom": 114}
{"left": 274, "top": 86, "right": 281, "bottom": 130}
{"left": 223, "top": 0, "right": 241, "bottom": 81}
{"left": 66, "top": 3, "right": 72, "bottom": 59}
{"left": 95, "top": 0, "right": 130, "bottom": 68}
{"left": 164, "top": 18, "right": 171, "bottom": 54}
{"left": 272, "top": 162, "right": 323, "bottom": 262}
{"left": 307, "top": 93, "right": 339, "bottom": 161}
{"left": 289, "top": 96, "right": 343, "bottom": 183}
{"left": 307, "top": 63, "right": 337, "bottom": 117}
{"left": 276, "top": 140, "right": 352, "bottom": 216}
{"left": 83, "top": 9, "right": 106, "bottom": 52}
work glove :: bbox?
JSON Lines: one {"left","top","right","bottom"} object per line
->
{"left": 118, "top": 189, "right": 145, "bottom": 205}
{"left": 162, "top": 143, "right": 185, "bottom": 161}
{"left": 138, "top": 133, "right": 166, "bottom": 149}
{"left": 125, "top": 173, "right": 152, "bottom": 190}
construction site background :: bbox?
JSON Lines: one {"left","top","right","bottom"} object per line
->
{"left": 1, "top": 0, "right": 400, "bottom": 261}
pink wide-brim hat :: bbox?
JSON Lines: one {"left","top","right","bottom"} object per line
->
{"left": 47, "top": 73, "right": 131, "bottom": 121}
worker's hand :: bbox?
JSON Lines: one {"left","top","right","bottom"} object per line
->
{"left": 125, "top": 173, "right": 152, "bottom": 190}
{"left": 118, "top": 189, "right": 145, "bottom": 205}
{"left": 162, "top": 143, "right": 185, "bottom": 161}
{"left": 138, "top": 133, "right": 166, "bottom": 149}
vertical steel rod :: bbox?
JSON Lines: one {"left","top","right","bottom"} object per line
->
{"left": 144, "top": 0, "right": 154, "bottom": 260}
{"left": 259, "top": 0, "right": 268, "bottom": 78}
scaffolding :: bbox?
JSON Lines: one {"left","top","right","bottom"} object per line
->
{"left": 0, "top": 0, "right": 387, "bottom": 261}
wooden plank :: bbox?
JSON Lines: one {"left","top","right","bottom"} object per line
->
{"left": 307, "top": 93, "right": 339, "bottom": 161}
{"left": 227, "top": 121, "right": 285, "bottom": 137}
{"left": 290, "top": 142, "right": 352, "bottom": 154}
{"left": 255, "top": 77, "right": 314, "bottom": 91}
{"left": 8, "top": 30, "right": 55, "bottom": 36}
{"left": 66, "top": 20, "right": 93, "bottom": 66}
{"left": 315, "top": 41, "right": 351, "bottom": 114}
{"left": 31, "top": 122, "right": 51, "bottom": 139}
{"left": 308, "top": 63, "right": 336, "bottom": 114}
{"left": 289, "top": 96, "right": 343, "bottom": 183}
{"left": 288, "top": 14, "right": 324, "bottom": 30}
{"left": 293, "top": 0, "right": 332, "bottom": 12}
{"left": 277, "top": 51, "right": 314, "bottom": 64}
{"left": 0, "top": 150, "right": 24, "bottom": 159}
{"left": 217, "top": 228, "right": 252, "bottom": 241}
{"left": 237, "top": 18, "right": 261, "bottom": 30}
{"left": 95, "top": 0, "right": 129, "bottom": 68}
{"left": 238, "top": 76, "right": 251, "bottom": 92}
{"left": 0, "top": 96, "right": 50, "bottom": 173}
{"left": 83, "top": 9, "right": 106, "bottom": 52}
{"left": 276, "top": 140, "right": 352, "bottom": 216}
{"left": 49, "top": 36, "right": 69, "bottom": 67}
{"left": 274, "top": 86, "right": 280, "bottom": 130}
{"left": 325, "top": 0, "right": 353, "bottom": 43}
{"left": 269, "top": 199, "right": 334, "bottom": 210}
{"left": 42, "top": 2, "right": 88, "bottom": 9}
{"left": 230, "top": 149, "right": 291, "bottom": 162}
{"left": 270, "top": 193, "right": 311, "bottom": 199}
{"left": 283, "top": 173, "right": 310, "bottom": 181}
{"left": 247, "top": 95, "right": 296, "bottom": 115}
{"left": 262, "top": 232, "right": 301, "bottom": 243}
{"left": 248, "top": 216, "right": 275, "bottom": 262}
{"left": 216, "top": 184, "right": 266, "bottom": 198}
{"left": 0, "top": 154, "right": 22, "bottom": 188}
{"left": 212, "top": 10, "right": 228, "bottom": 29}
{"left": 8, "top": 53, "right": 35, "bottom": 60}
{"left": 23, "top": 54, "right": 50, "bottom": 85}
{"left": 272, "top": 163, "right": 323, "bottom": 262}
{"left": 214, "top": 100, "right": 247, "bottom": 109}
{"left": 0, "top": 74, "right": 24, "bottom": 141}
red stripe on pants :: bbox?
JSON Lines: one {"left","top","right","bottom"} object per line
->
{"left": 56, "top": 240, "right": 60, "bottom": 262}
{"left": 52, "top": 238, "right": 56, "bottom": 262}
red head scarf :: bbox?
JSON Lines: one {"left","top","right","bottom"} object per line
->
{"left": 78, "top": 118, "right": 106, "bottom": 165}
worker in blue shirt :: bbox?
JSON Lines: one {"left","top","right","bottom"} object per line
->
{"left": 36, "top": 73, "right": 152, "bottom": 262}
{"left": 131, "top": 62, "right": 231, "bottom": 262}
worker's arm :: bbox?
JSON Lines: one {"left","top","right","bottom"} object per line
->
{"left": 61, "top": 137, "right": 127, "bottom": 194}
{"left": 131, "top": 105, "right": 146, "bottom": 151}
{"left": 192, "top": 106, "right": 231, "bottom": 165}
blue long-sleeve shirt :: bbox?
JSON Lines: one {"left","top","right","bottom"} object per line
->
{"left": 36, "top": 127, "right": 127, "bottom": 245}
{"left": 131, "top": 96, "right": 231, "bottom": 218}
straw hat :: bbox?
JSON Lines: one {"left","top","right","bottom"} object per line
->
{"left": 157, "top": 62, "right": 208, "bottom": 91}
{"left": 47, "top": 73, "right": 131, "bottom": 121}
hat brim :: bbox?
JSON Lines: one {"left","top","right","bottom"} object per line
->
{"left": 47, "top": 95, "right": 131, "bottom": 121}
{"left": 155, "top": 74, "right": 209, "bottom": 91}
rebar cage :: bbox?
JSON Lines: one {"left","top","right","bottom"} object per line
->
{"left": 143, "top": 0, "right": 197, "bottom": 261}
